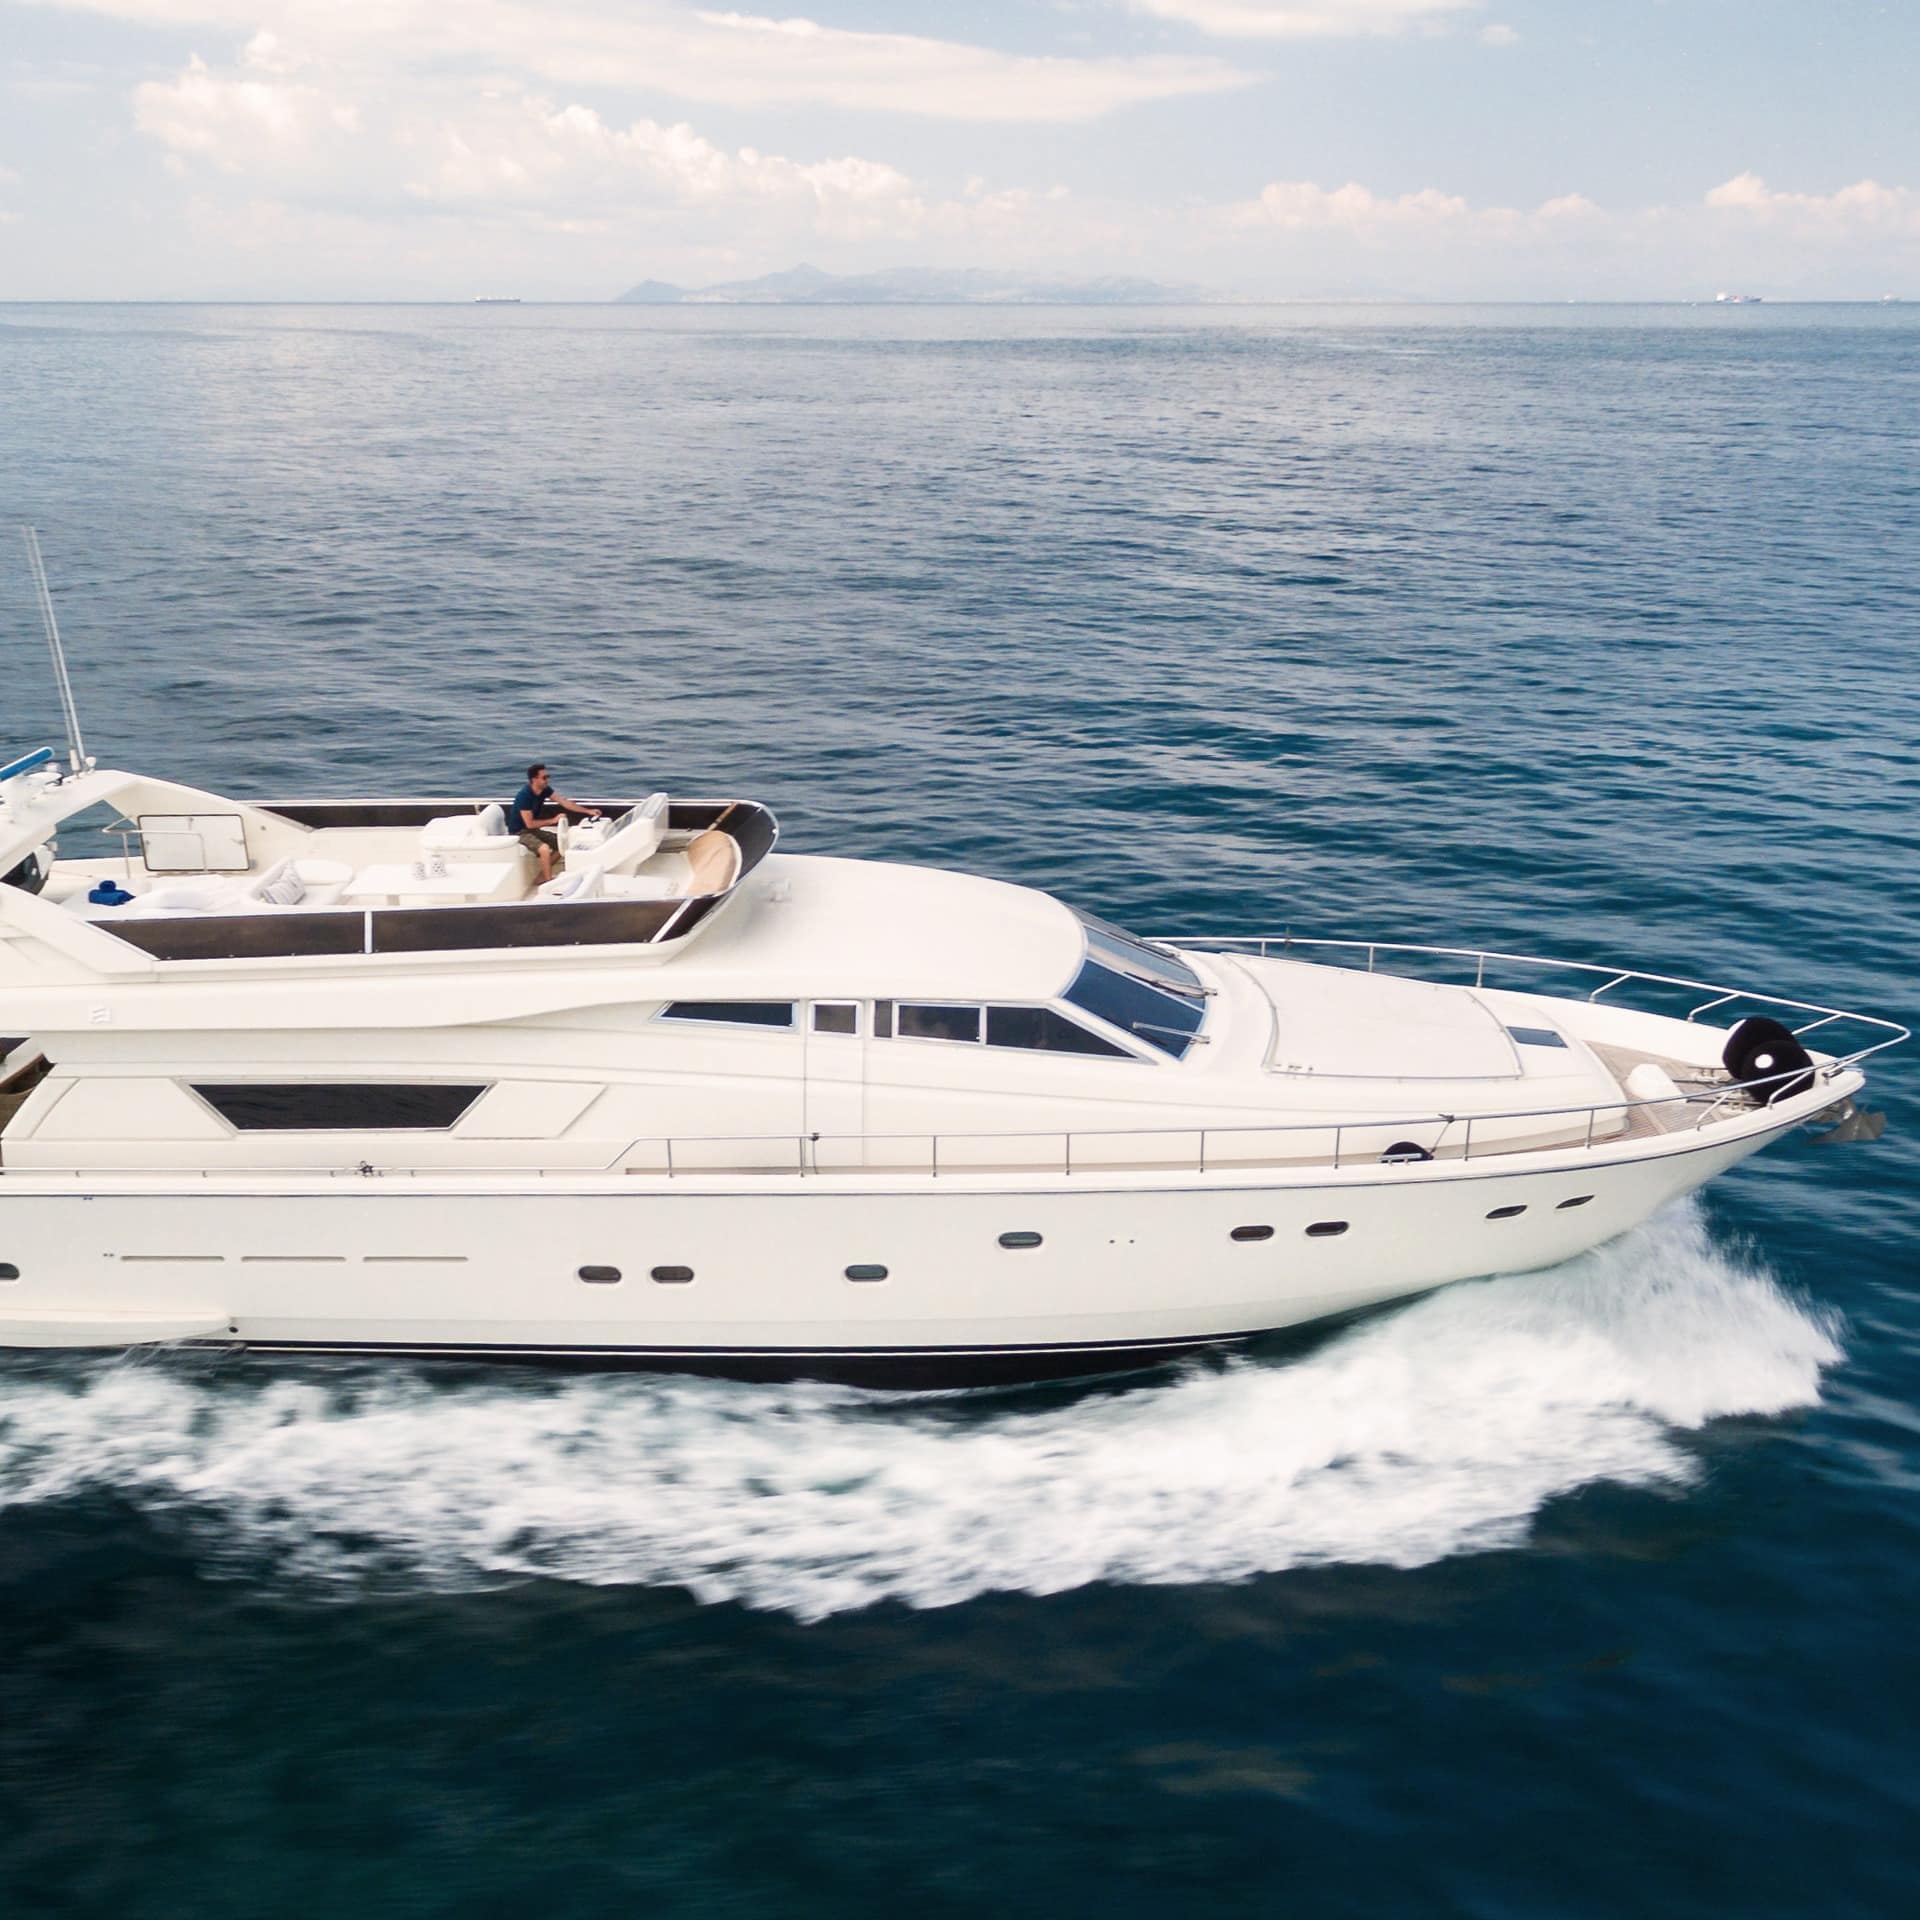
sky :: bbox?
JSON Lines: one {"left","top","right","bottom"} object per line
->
{"left": 1, "top": 0, "right": 1916, "bottom": 299}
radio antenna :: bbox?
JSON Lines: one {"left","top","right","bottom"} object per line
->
{"left": 21, "top": 527, "right": 88, "bottom": 776}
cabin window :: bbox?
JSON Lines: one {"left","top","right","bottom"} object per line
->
{"left": 577, "top": 1265, "right": 622, "bottom": 1285}
{"left": 1487, "top": 1204, "right": 1527, "bottom": 1220}
{"left": 872, "top": 1000, "right": 894, "bottom": 1038}
{"left": 1557, "top": 1195, "right": 1595, "bottom": 1209}
{"left": 845, "top": 1264, "right": 889, "bottom": 1282}
{"left": 0, "top": 1263, "right": 18, "bottom": 1282}
{"left": 985, "top": 1006, "right": 1131, "bottom": 1059}
{"left": 1063, "top": 960, "right": 1204, "bottom": 1060}
{"left": 1230, "top": 1225, "right": 1274, "bottom": 1243}
{"left": 659, "top": 1001, "right": 794, "bottom": 1029}
{"left": 651, "top": 1265, "right": 695, "bottom": 1285}
{"left": 194, "top": 1083, "right": 485, "bottom": 1131}
{"left": 813, "top": 1003, "right": 858, "bottom": 1036}
{"left": 897, "top": 1004, "right": 983, "bottom": 1044}
{"left": 1305, "top": 1221, "right": 1349, "bottom": 1238}
{"left": 998, "top": 1231, "right": 1043, "bottom": 1250}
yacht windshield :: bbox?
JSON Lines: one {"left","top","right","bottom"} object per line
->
{"left": 1064, "top": 960, "right": 1204, "bottom": 1059}
{"left": 1071, "top": 908, "right": 1205, "bottom": 1003}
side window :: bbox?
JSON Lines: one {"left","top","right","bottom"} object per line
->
{"left": 896, "top": 1004, "right": 983, "bottom": 1043}
{"left": 195, "top": 1083, "right": 486, "bottom": 1130}
{"left": 812, "top": 1003, "right": 858, "bottom": 1036}
{"left": 659, "top": 1002, "right": 794, "bottom": 1029}
{"left": 985, "top": 1006, "right": 1132, "bottom": 1059}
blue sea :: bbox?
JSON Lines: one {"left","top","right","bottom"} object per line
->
{"left": 0, "top": 302, "right": 1916, "bottom": 1918}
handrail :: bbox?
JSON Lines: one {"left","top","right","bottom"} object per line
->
{"left": 1161, "top": 934, "right": 1909, "bottom": 1071}
{"left": 2, "top": 1055, "right": 1869, "bottom": 1182}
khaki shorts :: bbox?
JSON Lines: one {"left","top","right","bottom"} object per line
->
{"left": 517, "top": 827, "right": 559, "bottom": 856}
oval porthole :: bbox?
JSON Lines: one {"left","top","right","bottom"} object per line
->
{"left": 1305, "top": 1221, "right": 1348, "bottom": 1239}
{"left": 1487, "top": 1205, "right": 1527, "bottom": 1221}
{"left": 1557, "top": 1195, "right": 1594, "bottom": 1210}
{"left": 0, "top": 1262, "right": 18, "bottom": 1281}
{"left": 650, "top": 1265, "right": 695, "bottom": 1285}
{"left": 998, "top": 1231, "right": 1043, "bottom": 1250}
{"left": 577, "top": 1264, "right": 622, "bottom": 1285}
{"left": 1230, "top": 1225, "right": 1274, "bottom": 1243}
{"left": 845, "top": 1264, "right": 889, "bottom": 1282}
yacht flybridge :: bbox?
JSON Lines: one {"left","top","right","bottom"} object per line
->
{"left": 0, "top": 744, "right": 1901, "bottom": 1382}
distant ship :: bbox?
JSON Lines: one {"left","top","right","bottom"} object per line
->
{"left": 473, "top": 296, "right": 522, "bottom": 305}
{"left": 1714, "top": 292, "right": 1763, "bottom": 304}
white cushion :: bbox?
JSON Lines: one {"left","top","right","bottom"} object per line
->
{"left": 420, "top": 813, "right": 489, "bottom": 849}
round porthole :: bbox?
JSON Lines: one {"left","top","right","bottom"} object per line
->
{"left": 1230, "top": 1225, "right": 1274, "bottom": 1243}
{"left": 845, "top": 1264, "right": 889, "bottom": 1282}
{"left": 577, "top": 1264, "right": 621, "bottom": 1285}
{"left": 998, "top": 1231, "right": 1043, "bottom": 1250}
{"left": 651, "top": 1265, "right": 695, "bottom": 1285}
{"left": 1304, "top": 1221, "right": 1349, "bottom": 1239}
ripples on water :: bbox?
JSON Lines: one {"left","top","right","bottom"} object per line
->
{"left": 0, "top": 304, "right": 1914, "bottom": 1915}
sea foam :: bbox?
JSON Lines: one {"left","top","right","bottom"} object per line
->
{"left": 0, "top": 1202, "right": 1839, "bottom": 1620}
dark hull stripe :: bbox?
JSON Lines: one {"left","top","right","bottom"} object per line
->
{"left": 200, "top": 1330, "right": 1265, "bottom": 1388}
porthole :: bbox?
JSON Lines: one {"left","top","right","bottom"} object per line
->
{"left": 1557, "top": 1195, "right": 1595, "bottom": 1210}
{"left": 1305, "top": 1221, "right": 1348, "bottom": 1239}
{"left": 845, "top": 1264, "right": 889, "bottom": 1282}
{"left": 998, "top": 1231, "right": 1043, "bottom": 1250}
{"left": 1230, "top": 1225, "right": 1274, "bottom": 1243}
{"left": 651, "top": 1264, "right": 695, "bottom": 1285}
{"left": 1381, "top": 1141, "right": 1433, "bottom": 1164}
{"left": 1487, "top": 1205, "right": 1527, "bottom": 1221}
{"left": 577, "top": 1264, "right": 622, "bottom": 1284}
{"left": 0, "top": 1262, "right": 17, "bottom": 1281}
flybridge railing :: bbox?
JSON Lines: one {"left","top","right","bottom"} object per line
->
{"left": 1162, "top": 935, "right": 1909, "bottom": 1074}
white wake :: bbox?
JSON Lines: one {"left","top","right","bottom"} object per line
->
{"left": 0, "top": 1203, "right": 1839, "bottom": 1620}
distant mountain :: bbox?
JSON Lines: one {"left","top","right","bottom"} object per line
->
{"left": 615, "top": 263, "right": 1219, "bottom": 306}
{"left": 618, "top": 279, "right": 688, "bottom": 304}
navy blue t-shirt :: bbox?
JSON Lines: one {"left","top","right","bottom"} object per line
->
{"left": 511, "top": 784, "right": 551, "bottom": 834}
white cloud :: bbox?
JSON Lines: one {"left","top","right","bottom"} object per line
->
{"left": 1479, "top": 22, "right": 1518, "bottom": 47}
{"left": 32, "top": 1, "right": 1250, "bottom": 120}
{"left": 408, "top": 98, "right": 923, "bottom": 236}
{"left": 132, "top": 52, "right": 359, "bottom": 172}
{"left": 1235, "top": 178, "right": 1473, "bottom": 228}
{"left": 1704, "top": 171, "right": 1920, "bottom": 232}
{"left": 1123, "top": 0, "right": 1480, "bottom": 39}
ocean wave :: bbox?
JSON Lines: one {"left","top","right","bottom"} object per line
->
{"left": 0, "top": 1203, "right": 1839, "bottom": 1620}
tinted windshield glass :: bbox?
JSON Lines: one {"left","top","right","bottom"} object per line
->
{"left": 1064, "top": 960, "right": 1203, "bottom": 1059}
{"left": 1072, "top": 909, "right": 1204, "bottom": 1002}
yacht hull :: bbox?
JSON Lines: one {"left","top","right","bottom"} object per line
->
{"left": 0, "top": 1110, "right": 1799, "bottom": 1385}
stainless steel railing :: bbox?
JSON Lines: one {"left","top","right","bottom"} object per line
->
{"left": 1164, "top": 934, "right": 1908, "bottom": 1070}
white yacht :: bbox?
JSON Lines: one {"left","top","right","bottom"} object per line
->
{"left": 0, "top": 742, "right": 1900, "bottom": 1383}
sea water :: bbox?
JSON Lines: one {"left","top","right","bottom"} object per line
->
{"left": 0, "top": 303, "right": 1915, "bottom": 1917}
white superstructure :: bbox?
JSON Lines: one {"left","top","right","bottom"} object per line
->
{"left": 0, "top": 749, "right": 1900, "bottom": 1383}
